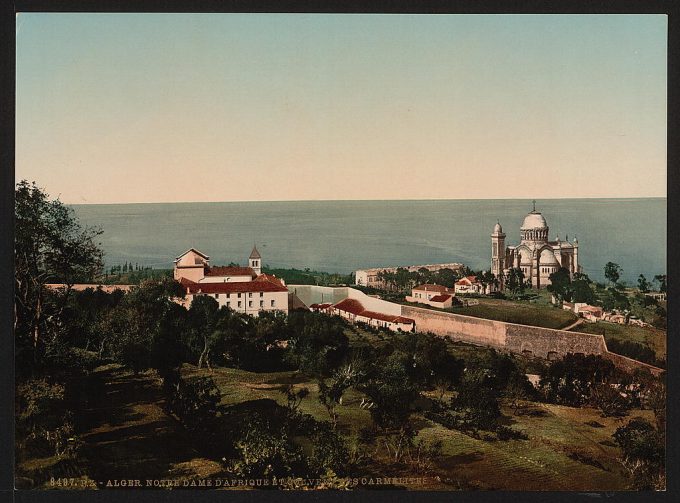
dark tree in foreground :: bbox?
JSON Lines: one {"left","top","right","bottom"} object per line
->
{"left": 451, "top": 369, "right": 501, "bottom": 430}
{"left": 613, "top": 417, "right": 665, "bottom": 490}
{"left": 15, "top": 180, "right": 104, "bottom": 372}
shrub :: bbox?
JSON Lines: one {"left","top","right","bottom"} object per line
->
{"left": 167, "top": 376, "right": 221, "bottom": 432}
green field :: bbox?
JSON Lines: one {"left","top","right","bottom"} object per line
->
{"left": 572, "top": 321, "right": 666, "bottom": 360}
{"left": 445, "top": 298, "right": 579, "bottom": 330}
{"left": 182, "top": 363, "right": 641, "bottom": 491}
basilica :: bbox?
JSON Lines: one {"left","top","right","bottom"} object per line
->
{"left": 491, "top": 203, "right": 582, "bottom": 289}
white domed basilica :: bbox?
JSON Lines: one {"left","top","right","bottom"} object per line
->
{"left": 491, "top": 202, "right": 582, "bottom": 289}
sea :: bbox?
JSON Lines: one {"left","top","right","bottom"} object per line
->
{"left": 71, "top": 198, "right": 667, "bottom": 285}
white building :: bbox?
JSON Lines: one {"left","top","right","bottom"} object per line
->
{"left": 173, "top": 246, "right": 289, "bottom": 315}
{"left": 491, "top": 202, "right": 582, "bottom": 289}
{"left": 406, "top": 284, "right": 455, "bottom": 308}
{"left": 454, "top": 276, "right": 483, "bottom": 295}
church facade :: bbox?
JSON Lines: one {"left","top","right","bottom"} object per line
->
{"left": 491, "top": 203, "right": 582, "bottom": 289}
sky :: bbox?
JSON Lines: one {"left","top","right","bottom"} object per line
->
{"left": 15, "top": 14, "right": 667, "bottom": 204}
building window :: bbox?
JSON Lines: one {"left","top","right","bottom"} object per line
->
{"left": 270, "top": 299, "right": 275, "bottom": 307}
{"left": 260, "top": 300, "right": 264, "bottom": 308}
{"left": 248, "top": 301, "right": 253, "bottom": 308}
{"left": 238, "top": 293, "right": 242, "bottom": 298}
{"left": 214, "top": 294, "right": 219, "bottom": 299}
{"left": 248, "top": 293, "right": 253, "bottom": 298}
{"left": 226, "top": 301, "right": 230, "bottom": 308}
{"left": 238, "top": 301, "right": 242, "bottom": 308}
{"left": 260, "top": 292, "right": 264, "bottom": 297}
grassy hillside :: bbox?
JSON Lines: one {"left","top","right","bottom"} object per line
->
{"left": 182, "top": 363, "right": 639, "bottom": 491}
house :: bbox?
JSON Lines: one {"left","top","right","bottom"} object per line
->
{"left": 577, "top": 305, "right": 604, "bottom": 323}
{"left": 173, "top": 246, "right": 289, "bottom": 315}
{"left": 330, "top": 298, "right": 415, "bottom": 332}
{"left": 603, "top": 312, "right": 627, "bottom": 325}
{"left": 406, "top": 284, "right": 454, "bottom": 308}
{"left": 454, "top": 276, "right": 483, "bottom": 294}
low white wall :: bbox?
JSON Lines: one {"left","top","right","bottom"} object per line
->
{"left": 287, "top": 285, "right": 349, "bottom": 307}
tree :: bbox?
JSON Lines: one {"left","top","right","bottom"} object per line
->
{"left": 547, "top": 267, "right": 572, "bottom": 303}
{"left": 187, "top": 295, "right": 220, "bottom": 369}
{"left": 539, "top": 354, "right": 617, "bottom": 406}
{"left": 452, "top": 368, "right": 501, "bottom": 430}
{"left": 653, "top": 274, "right": 666, "bottom": 293}
{"left": 317, "top": 364, "right": 362, "bottom": 429}
{"left": 613, "top": 417, "right": 665, "bottom": 490}
{"left": 361, "top": 357, "right": 419, "bottom": 431}
{"left": 590, "top": 383, "right": 630, "bottom": 417}
{"left": 15, "top": 180, "right": 104, "bottom": 371}
{"left": 637, "top": 274, "right": 651, "bottom": 293}
{"left": 571, "top": 272, "right": 595, "bottom": 304}
{"left": 504, "top": 268, "right": 526, "bottom": 297}
{"left": 604, "top": 262, "right": 623, "bottom": 287}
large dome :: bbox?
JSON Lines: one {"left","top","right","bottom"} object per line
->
{"left": 521, "top": 212, "right": 548, "bottom": 230}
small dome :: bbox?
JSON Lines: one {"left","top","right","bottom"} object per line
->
{"left": 540, "top": 248, "right": 559, "bottom": 265}
{"left": 521, "top": 212, "right": 548, "bottom": 230}
{"left": 493, "top": 222, "right": 503, "bottom": 233}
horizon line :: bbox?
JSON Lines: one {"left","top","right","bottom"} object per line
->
{"left": 64, "top": 195, "right": 668, "bottom": 206}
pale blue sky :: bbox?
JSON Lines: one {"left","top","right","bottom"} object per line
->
{"left": 16, "top": 14, "right": 667, "bottom": 203}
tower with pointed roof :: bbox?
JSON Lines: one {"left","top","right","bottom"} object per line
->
{"left": 249, "top": 245, "right": 262, "bottom": 275}
{"left": 491, "top": 221, "right": 506, "bottom": 285}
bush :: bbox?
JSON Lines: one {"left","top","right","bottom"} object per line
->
{"left": 613, "top": 417, "right": 665, "bottom": 489}
{"left": 16, "top": 380, "right": 79, "bottom": 459}
{"left": 590, "top": 383, "right": 631, "bottom": 417}
{"left": 228, "top": 417, "right": 306, "bottom": 479}
{"left": 167, "top": 376, "right": 221, "bottom": 432}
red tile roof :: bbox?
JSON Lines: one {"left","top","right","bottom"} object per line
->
{"left": 429, "top": 294, "right": 451, "bottom": 303}
{"left": 456, "top": 276, "right": 479, "bottom": 286}
{"left": 205, "top": 266, "right": 256, "bottom": 278}
{"left": 254, "top": 273, "right": 284, "bottom": 287}
{"left": 331, "top": 298, "right": 414, "bottom": 325}
{"left": 360, "top": 310, "right": 415, "bottom": 325}
{"left": 181, "top": 278, "right": 287, "bottom": 294}
{"left": 412, "top": 284, "right": 452, "bottom": 293}
{"left": 332, "top": 298, "right": 365, "bottom": 316}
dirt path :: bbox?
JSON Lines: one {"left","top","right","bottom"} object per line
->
{"left": 563, "top": 318, "right": 585, "bottom": 331}
{"left": 77, "top": 364, "right": 223, "bottom": 488}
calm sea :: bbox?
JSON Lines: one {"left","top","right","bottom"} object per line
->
{"left": 71, "top": 198, "right": 666, "bottom": 285}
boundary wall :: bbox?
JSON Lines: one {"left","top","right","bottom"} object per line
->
{"left": 289, "top": 286, "right": 664, "bottom": 376}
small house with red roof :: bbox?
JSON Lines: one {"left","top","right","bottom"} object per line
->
{"left": 173, "top": 246, "right": 289, "bottom": 315}
{"left": 406, "top": 284, "right": 455, "bottom": 308}
{"left": 454, "top": 276, "right": 483, "bottom": 294}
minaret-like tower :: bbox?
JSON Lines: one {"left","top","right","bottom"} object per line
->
{"left": 491, "top": 221, "right": 506, "bottom": 283}
{"left": 249, "top": 245, "right": 262, "bottom": 275}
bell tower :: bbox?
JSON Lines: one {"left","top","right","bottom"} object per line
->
{"left": 249, "top": 244, "right": 262, "bottom": 275}
{"left": 491, "top": 221, "right": 506, "bottom": 282}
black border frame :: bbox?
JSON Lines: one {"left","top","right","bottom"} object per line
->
{"left": 2, "top": 2, "right": 678, "bottom": 503}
